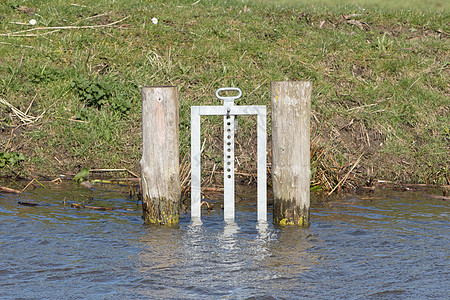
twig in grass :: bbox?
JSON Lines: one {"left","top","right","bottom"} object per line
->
{"left": 407, "top": 77, "right": 421, "bottom": 92}
{"left": 0, "top": 97, "right": 45, "bottom": 125}
{"left": 51, "top": 178, "right": 63, "bottom": 184}
{"left": 25, "top": 93, "right": 37, "bottom": 115}
{"left": 0, "top": 41, "right": 34, "bottom": 48}
{"left": 180, "top": 159, "right": 191, "bottom": 188}
{"left": 0, "top": 16, "right": 129, "bottom": 37}
{"left": 89, "top": 168, "right": 139, "bottom": 178}
{"left": 52, "top": 116, "right": 89, "bottom": 123}
{"left": 70, "top": 3, "right": 88, "bottom": 8}
{"left": 200, "top": 200, "right": 210, "bottom": 211}
{"left": 19, "top": 178, "right": 35, "bottom": 195}
{"left": 9, "top": 22, "right": 31, "bottom": 25}
{"left": 0, "top": 185, "right": 21, "bottom": 194}
{"left": 33, "top": 178, "right": 46, "bottom": 188}
{"left": 298, "top": 59, "right": 318, "bottom": 70}
{"left": 70, "top": 203, "right": 136, "bottom": 211}
{"left": 247, "top": 79, "right": 268, "bottom": 98}
{"left": 3, "top": 29, "right": 61, "bottom": 38}
{"left": 347, "top": 103, "right": 379, "bottom": 112}
{"left": 346, "top": 19, "right": 370, "bottom": 30}
{"left": 327, "top": 153, "right": 364, "bottom": 196}
{"left": 72, "top": 12, "right": 111, "bottom": 25}
{"left": 90, "top": 178, "right": 140, "bottom": 184}
{"left": 3, "top": 129, "right": 14, "bottom": 152}
{"left": 207, "top": 163, "right": 217, "bottom": 187}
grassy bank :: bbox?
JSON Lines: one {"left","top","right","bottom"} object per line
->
{"left": 0, "top": 0, "right": 448, "bottom": 191}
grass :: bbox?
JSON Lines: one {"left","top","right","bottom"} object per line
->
{"left": 0, "top": 0, "right": 448, "bottom": 189}
{"left": 251, "top": 0, "right": 449, "bottom": 11}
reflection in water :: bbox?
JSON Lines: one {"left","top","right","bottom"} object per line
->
{"left": 133, "top": 216, "right": 319, "bottom": 299}
{"left": 258, "top": 226, "right": 320, "bottom": 298}
{"left": 220, "top": 220, "right": 238, "bottom": 250}
{"left": 136, "top": 226, "right": 183, "bottom": 299}
{"left": 0, "top": 182, "right": 448, "bottom": 299}
{"left": 264, "top": 227, "right": 318, "bottom": 274}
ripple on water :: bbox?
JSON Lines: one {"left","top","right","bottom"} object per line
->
{"left": 0, "top": 183, "right": 449, "bottom": 299}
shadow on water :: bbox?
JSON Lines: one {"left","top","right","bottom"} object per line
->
{"left": 0, "top": 180, "right": 448, "bottom": 299}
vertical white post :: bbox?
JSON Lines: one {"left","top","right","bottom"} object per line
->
{"left": 191, "top": 107, "right": 201, "bottom": 219}
{"left": 257, "top": 108, "right": 267, "bottom": 221}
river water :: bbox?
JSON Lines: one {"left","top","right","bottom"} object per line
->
{"left": 0, "top": 181, "right": 448, "bottom": 299}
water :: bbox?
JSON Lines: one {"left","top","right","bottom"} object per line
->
{"left": 0, "top": 181, "right": 448, "bottom": 299}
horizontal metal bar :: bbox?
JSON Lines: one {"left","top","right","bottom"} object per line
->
{"left": 192, "top": 105, "right": 266, "bottom": 116}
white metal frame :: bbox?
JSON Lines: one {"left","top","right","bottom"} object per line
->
{"left": 191, "top": 88, "right": 267, "bottom": 221}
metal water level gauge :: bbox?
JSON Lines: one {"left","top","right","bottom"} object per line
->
{"left": 191, "top": 87, "right": 267, "bottom": 221}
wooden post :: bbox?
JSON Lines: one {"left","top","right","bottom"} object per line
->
{"left": 140, "top": 86, "right": 181, "bottom": 225}
{"left": 271, "top": 81, "right": 312, "bottom": 227}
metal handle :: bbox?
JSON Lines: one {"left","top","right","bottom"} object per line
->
{"left": 215, "top": 87, "right": 242, "bottom": 103}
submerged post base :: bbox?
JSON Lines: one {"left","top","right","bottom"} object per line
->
{"left": 273, "top": 198, "right": 310, "bottom": 227}
{"left": 142, "top": 196, "right": 180, "bottom": 226}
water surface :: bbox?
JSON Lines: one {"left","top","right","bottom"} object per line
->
{"left": 0, "top": 181, "right": 448, "bottom": 299}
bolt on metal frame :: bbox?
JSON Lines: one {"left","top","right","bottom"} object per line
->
{"left": 191, "top": 88, "right": 267, "bottom": 221}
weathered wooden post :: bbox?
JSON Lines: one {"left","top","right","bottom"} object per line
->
{"left": 140, "top": 86, "right": 181, "bottom": 225}
{"left": 271, "top": 81, "right": 312, "bottom": 227}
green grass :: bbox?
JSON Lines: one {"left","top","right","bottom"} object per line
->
{"left": 0, "top": 0, "right": 448, "bottom": 187}
{"left": 251, "top": 0, "right": 449, "bottom": 11}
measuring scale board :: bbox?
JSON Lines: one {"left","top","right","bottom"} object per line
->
{"left": 191, "top": 88, "right": 267, "bottom": 221}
